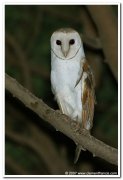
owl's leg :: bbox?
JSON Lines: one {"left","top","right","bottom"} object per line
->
{"left": 71, "top": 112, "right": 82, "bottom": 132}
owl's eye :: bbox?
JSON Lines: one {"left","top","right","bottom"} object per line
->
{"left": 69, "top": 39, "right": 75, "bottom": 45}
{"left": 56, "top": 40, "right": 62, "bottom": 45}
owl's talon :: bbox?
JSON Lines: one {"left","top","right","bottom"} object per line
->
{"left": 81, "top": 128, "right": 91, "bottom": 136}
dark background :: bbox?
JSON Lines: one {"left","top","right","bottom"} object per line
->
{"left": 5, "top": 5, "right": 118, "bottom": 175}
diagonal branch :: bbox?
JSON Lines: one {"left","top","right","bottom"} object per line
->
{"left": 5, "top": 73, "right": 118, "bottom": 166}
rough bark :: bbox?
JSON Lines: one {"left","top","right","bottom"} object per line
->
{"left": 5, "top": 74, "right": 118, "bottom": 166}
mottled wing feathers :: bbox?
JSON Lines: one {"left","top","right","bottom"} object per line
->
{"left": 81, "top": 60, "right": 95, "bottom": 130}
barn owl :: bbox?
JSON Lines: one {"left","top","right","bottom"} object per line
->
{"left": 50, "top": 28, "right": 96, "bottom": 163}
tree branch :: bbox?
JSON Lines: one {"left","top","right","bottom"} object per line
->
{"left": 5, "top": 73, "right": 118, "bottom": 166}
{"left": 87, "top": 5, "right": 118, "bottom": 81}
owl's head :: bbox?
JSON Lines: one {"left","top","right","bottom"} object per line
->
{"left": 51, "top": 28, "right": 84, "bottom": 60}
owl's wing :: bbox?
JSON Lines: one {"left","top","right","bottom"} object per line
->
{"left": 81, "top": 60, "right": 96, "bottom": 130}
{"left": 74, "top": 60, "right": 96, "bottom": 164}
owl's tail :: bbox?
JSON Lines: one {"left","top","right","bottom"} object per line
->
{"left": 74, "top": 145, "right": 81, "bottom": 164}
{"left": 74, "top": 144, "right": 86, "bottom": 164}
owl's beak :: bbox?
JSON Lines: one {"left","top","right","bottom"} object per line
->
{"left": 61, "top": 45, "right": 70, "bottom": 58}
{"left": 63, "top": 51, "right": 68, "bottom": 57}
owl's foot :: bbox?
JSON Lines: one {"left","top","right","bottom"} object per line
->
{"left": 79, "top": 128, "right": 91, "bottom": 137}
{"left": 71, "top": 120, "right": 81, "bottom": 133}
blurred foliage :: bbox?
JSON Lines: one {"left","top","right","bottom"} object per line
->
{"left": 5, "top": 5, "right": 118, "bottom": 175}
